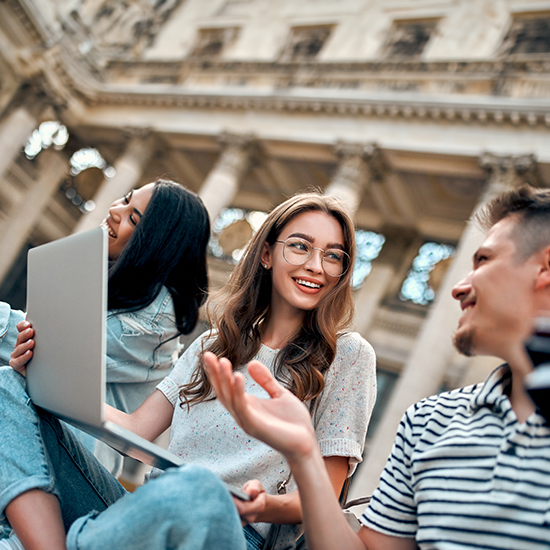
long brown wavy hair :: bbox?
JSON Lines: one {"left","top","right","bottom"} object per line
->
{"left": 178, "top": 192, "right": 356, "bottom": 408}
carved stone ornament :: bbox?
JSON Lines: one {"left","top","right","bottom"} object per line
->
{"left": 70, "top": 0, "right": 183, "bottom": 58}
{"left": 479, "top": 152, "right": 540, "bottom": 191}
{"left": 191, "top": 28, "right": 239, "bottom": 59}
{"left": 279, "top": 26, "right": 333, "bottom": 62}
{"left": 497, "top": 16, "right": 550, "bottom": 57}
{"left": 381, "top": 20, "right": 438, "bottom": 59}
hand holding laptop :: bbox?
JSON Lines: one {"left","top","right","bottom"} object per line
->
{"left": 9, "top": 321, "right": 35, "bottom": 376}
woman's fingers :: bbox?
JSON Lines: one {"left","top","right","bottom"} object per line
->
{"left": 15, "top": 325, "right": 34, "bottom": 346}
{"left": 10, "top": 345, "right": 32, "bottom": 374}
{"left": 234, "top": 480, "right": 267, "bottom": 523}
{"left": 247, "top": 361, "right": 287, "bottom": 399}
{"left": 204, "top": 352, "right": 237, "bottom": 409}
{"left": 16, "top": 320, "right": 30, "bottom": 332}
{"left": 9, "top": 323, "right": 35, "bottom": 375}
{"left": 11, "top": 336, "right": 34, "bottom": 358}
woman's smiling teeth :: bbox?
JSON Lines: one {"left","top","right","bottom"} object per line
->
{"left": 295, "top": 278, "right": 321, "bottom": 289}
{"left": 103, "top": 221, "right": 117, "bottom": 239}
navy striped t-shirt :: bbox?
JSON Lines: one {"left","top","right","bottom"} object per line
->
{"left": 362, "top": 366, "right": 550, "bottom": 549}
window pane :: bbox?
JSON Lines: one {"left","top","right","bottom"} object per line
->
{"left": 352, "top": 230, "right": 385, "bottom": 290}
{"left": 399, "top": 242, "right": 455, "bottom": 305}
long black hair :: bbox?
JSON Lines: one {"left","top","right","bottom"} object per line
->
{"left": 107, "top": 179, "right": 210, "bottom": 335}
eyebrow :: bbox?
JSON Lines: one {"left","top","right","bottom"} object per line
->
{"left": 287, "top": 232, "right": 345, "bottom": 250}
{"left": 473, "top": 248, "right": 488, "bottom": 263}
{"left": 126, "top": 190, "right": 144, "bottom": 221}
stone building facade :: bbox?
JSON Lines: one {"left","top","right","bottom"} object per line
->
{"left": 0, "top": 0, "right": 549, "bottom": 497}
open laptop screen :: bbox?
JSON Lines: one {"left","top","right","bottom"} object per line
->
{"left": 26, "top": 227, "right": 107, "bottom": 426}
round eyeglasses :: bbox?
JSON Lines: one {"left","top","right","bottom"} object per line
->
{"left": 275, "top": 237, "right": 350, "bottom": 278}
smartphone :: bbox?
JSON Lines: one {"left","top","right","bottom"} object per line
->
{"left": 226, "top": 484, "right": 251, "bottom": 501}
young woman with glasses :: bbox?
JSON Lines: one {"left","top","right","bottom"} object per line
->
{"left": 1, "top": 192, "right": 375, "bottom": 550}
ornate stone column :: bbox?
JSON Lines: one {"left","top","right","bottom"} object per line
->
{"left": 349, "top": 153, "right": 538, "bottom": 499}
{"left": 0, "top": 149, "right": 67, "bottom": 283}
{"left": 0, "top": 106, "right": 41, "bottom": 182}
{"left": 199, "top": 132, "right": 255, "bottom": 222}
{"left": 74, "top": 130, "right": 155, "bottom": 234}
{"left": 325, "top": 142, "right": 382, "bottom": 217}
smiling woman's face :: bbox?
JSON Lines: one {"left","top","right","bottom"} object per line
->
{"left": 102, "top": 182, "right": 154, "bottom": 260}
{"left": 261, "top": 210, "right": 345, "bottom": 317}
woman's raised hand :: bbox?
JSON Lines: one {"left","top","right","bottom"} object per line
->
{"left": 203, "top": 351, "right": 316, "bottom": 464}
{"left": 9, "top": 321, "right": 35, "bottom": 376}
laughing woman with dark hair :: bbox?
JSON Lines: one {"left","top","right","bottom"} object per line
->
{"left": 1, "top": 178, "right": 210, "bottom": 474}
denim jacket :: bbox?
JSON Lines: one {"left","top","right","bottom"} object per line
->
{"left": 104, "top": 285, "right": 182, "bottom": 413}
{"left": 0, "top": 302, "right": 25, "bottom": 366}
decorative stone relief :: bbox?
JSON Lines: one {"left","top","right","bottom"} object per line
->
{"left": 498, "top": 15, "right": 550, "bottom": 57}
{"left": 381, "top": 19, "right": 438, "bottom": 59}
{"left": 279, "top": 26, "right": 333, "bottom": 62}
{"left": 190, "top": 27, "right": 239, "bottom": 58}
{"left": 70, "top": 0, "right": 183, "bottom": 58}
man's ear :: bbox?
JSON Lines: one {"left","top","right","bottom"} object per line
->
{"left": 260, "top": 241, "right": 272, "bottom": 269}
{"left": 535, "top": 245, "right": 550, "bottom": 291}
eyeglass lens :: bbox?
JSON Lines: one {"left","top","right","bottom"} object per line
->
{"left": 283, "top": 238, "right": 347, "bottom": 277}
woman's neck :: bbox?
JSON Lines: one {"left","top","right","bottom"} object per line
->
{"left": 261, "top": 303, "right": 306, "bottom": 350}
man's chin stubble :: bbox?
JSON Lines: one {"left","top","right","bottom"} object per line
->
{"left": 453, "top": 329, "right": 474, "bottom": 357}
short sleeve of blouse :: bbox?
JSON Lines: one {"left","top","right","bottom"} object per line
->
{"left": 312, "top": 332, "right": 377, "bottom": 476}
{"left": 156, "top": 332, "right": 207, "bottom": 406}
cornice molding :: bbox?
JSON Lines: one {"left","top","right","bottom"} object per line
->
{"left": 106, "top": 57, "right": 550, "bottom": 76}
{"left": 23, "top": 38, "right": 550, "bottom": 129}
{"left": 80, "top": 86, "right": 550, "bottom": 128}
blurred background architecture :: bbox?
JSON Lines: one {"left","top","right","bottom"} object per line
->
{"left": 0, "top": 0, "right": 549, "bottom": 497}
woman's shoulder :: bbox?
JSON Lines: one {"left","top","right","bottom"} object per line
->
{"left": 335, "top": 331, "right": 375, "bottom": 358}
{"left": 173, "top": 329, "right": 213, "bottom": 365}
{"left": 110, "top": 286, "right": 174, "bottom": 325}
{"left": 140, "top": 285, "right": 173, "bottom": 316}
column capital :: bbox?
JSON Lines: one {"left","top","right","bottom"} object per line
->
{"left": 334, "top": 141, "right": 372, "bottom": 159}
{"left": 119, "top": 127, "right": 157, "bottom": 164}
{"left": 333, "top": 141, "right": 386, "bottom": 182}
{"left": 215, "top": 131, "right": 258, "bottom": 178}
{"left": 479, "top": 152, "right": 540, "bottom": 190}
{"left": 121, "top": 126, "right": 155, "bottom": 145}
{"left": 217, "top": 130, "right": 256, "bottom": 150}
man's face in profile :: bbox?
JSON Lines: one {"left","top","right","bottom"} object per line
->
{"left": 452, "top": 216, "right": 540, "bottom": 360}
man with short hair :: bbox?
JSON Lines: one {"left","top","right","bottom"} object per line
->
{"left": 205, "top": 185, "right": 550, "bottom": 550}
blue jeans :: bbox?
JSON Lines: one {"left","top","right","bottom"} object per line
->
{"left": 244, "top": 525, "right": 266, "bottom": 550}
{"left": 0, "top": 367, "right": 246, "bottom": 550}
